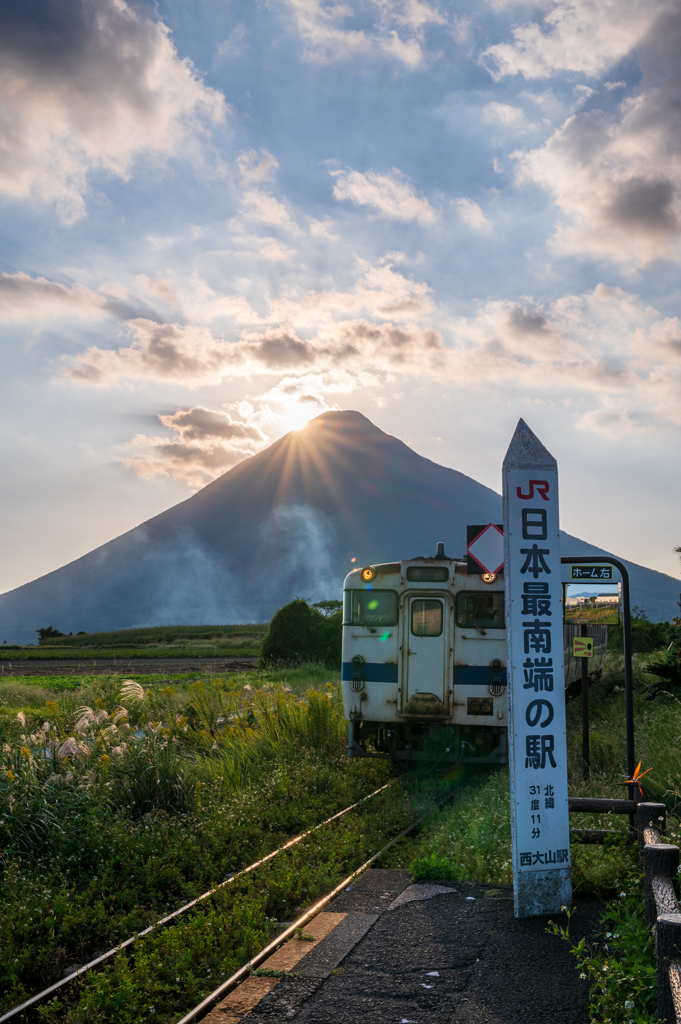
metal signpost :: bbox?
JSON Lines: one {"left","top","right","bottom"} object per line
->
{"left": 562, "top": 555, "right": 636, "bottom": 815}
{"left": 503, "top": 419, "right": 572, "bottom": 918}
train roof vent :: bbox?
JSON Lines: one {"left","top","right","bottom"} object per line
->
{"left": 436, "top": 542, "right": 445, "bottom": 558}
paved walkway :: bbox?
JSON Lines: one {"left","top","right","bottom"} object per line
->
{"left": 206, "top": 869, "right": 603, "bottom": 1024}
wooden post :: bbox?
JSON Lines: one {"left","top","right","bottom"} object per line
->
{"left": 637, "top": 802, "right": 666, "bottom": 863}
{"left": 657, "top": 914, "right": 681, "bottom": 1024}
{"left": 644, "top": 844, "right": 679, "bottom": 928}
{"left": 580, "top": 623, "right": 589, "bottom": 781}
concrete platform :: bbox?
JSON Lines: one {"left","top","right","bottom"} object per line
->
{"left": 205, "top": 869, "right": 603, "bottom": 1024}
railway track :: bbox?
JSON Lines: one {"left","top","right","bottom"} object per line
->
{"left": 0, "top": 782, "right": 395, "bottom": 1023}
{"left": 177, "top": 784, "right": 460, "bottom": 1024}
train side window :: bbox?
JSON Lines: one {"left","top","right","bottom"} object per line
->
{"left": 344, "top": 589, "right": 399, "bottom": 627}
{"left": 411, "top": 599, "right": 443, "bottom": 637}
{"left": 455, "top": 592, "right": 505, "bottom": 629}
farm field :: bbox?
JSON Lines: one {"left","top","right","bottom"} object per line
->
{"left": 0, "top": 637, "right": 679, "bottom": 1023}
{"left": 0, "top": 624, "right": 269, "bottom": 662}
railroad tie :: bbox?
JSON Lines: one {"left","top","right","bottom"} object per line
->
{"left": 201, "top": 912, "right": 347, "bottom": 1024}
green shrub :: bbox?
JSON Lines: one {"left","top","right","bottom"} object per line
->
{"left": 548, "top": 874, "right": 658, "bottom": 1023}
{"left": 643, "top": 641, "right": 681, "bottom": 699}
{"left": 608, "top": 611, "right": 674, "bottom": 654}
{"left": 410, "top": 853, "right": 457, "bottom": 880}
{"left": 260, "top": 599, "right": 341, "bottom": 668}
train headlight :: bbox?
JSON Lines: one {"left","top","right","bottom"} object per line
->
{"left": 481, "top": 572, "right": 496, "bottom": 584}
{"left": 361, "top": 566, "right": 375, "bottom": 581}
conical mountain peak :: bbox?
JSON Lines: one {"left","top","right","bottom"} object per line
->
{"left": 0, "top": 411, "right": 676, "bottom": 640}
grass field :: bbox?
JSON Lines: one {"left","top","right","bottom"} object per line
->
{"left": 0, "top": 667, "right": 452, "bottom": 1022}
{"left": 37, "top": 625, "right": 268, "bottom": 647}
{"left": 1, "top": 636, "right": 680, "bottom": 1023}
{"left": 1, "top": 624, "right": 269, "bottom": 661}
{"left": 0, "top": 645, "right": 261, "bottom": 661}
{"left": 564, "top": 604, "right": 619, "bottom": 624}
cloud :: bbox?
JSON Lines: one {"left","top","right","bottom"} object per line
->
{"left": 267, "top": 258, "right": 434, "bottom": 324}
{"left": 481, "top": 0, "right": 665, "bottom": 80}
{"left": 0, "top": 271, "right": 133, "bottom": 321}
{"left": 119, "top": 282, "right": 681, "bottom": 488}
{"left": 514, "top": 7, "right": 681, "bottom": 264}
{"left": 122, "top": 437, "right": 253, "bottom": 488}
{"left": 447, "top": 283, "right": 681, "bottom": 429}
{"left": 259, "top": 238, "right": 297, "bottom": 261}
{"left": 66, "top": 315, "right": 444, "bottom": 387}
{"left": 282, "top": 0, "right": 446, "bottom": 67}
{"left": 0, "top": 0, "right": 227, "bottom": 222}
{"left": 122, "top": 406, "right": 267, "bottom": 488}
{"left": 9, "top": 252, "right": 432, "bottom": 341}
{"left": 308, "top": 216, "right": 339, "bottom": 239}
{"left": 575, "top": 409, "right": 653, "bottom": 437}
{"left": 237, "top": 149, "right": 279, "bottom": 184}
{"left": 158, "top": 407, "right": 266, "bottom": 443}
{"left": 331, "top": 168, "right": 436, "bottom": 223}
{"left": 453, "top": 198, "right": 491, "bottom": 231}
{"left": 214, "top": 24, "right": 249, "bottom": 65}
{"left": 482, "top": 102, "right": 526, "bottom": 126}
{"left": 240, "top": 190, "right": 295, "bottom": 227}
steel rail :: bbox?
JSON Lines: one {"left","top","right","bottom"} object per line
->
{"left": 0, "top": 782, "right": 392, "bottom": 1023}
{"left": 175, "top": 784, "right": 459, "bottom": 1024}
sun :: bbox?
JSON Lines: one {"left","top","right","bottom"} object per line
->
{"left": 277, "top": 402, "right": 316, "bottom": 433}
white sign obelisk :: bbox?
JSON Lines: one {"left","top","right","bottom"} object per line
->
{"left": 503, "top": 419, "right": 571, "bottom": 918}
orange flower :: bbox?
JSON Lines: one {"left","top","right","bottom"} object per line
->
{"left": 620, "top": 761, "right": 653, "bottom": 796}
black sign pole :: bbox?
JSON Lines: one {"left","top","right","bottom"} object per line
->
{"left": 580, "top": 623, "right": 590, "bottom": 782}
{"left": 562, "top": 556, "right": 634, "bottom": 815}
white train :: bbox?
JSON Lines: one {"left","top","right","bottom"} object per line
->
{"left": 342, "top": 544, "right": 606, "bottom": 767}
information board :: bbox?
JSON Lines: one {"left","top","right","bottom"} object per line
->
{"left": 502, "top": 419, "right": 572, "bottom": 918}
{"left": 573, "top": 636, "right": 594, "bottom": 658}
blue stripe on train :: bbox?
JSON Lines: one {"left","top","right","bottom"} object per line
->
{"left": 453, "top": 666, "right": 507, "bottom": 686}
{"left": 342, "top": 664, "right": 507, "bottom": 685}
{"left": 342, "top": 662, "right": 399, "bottom": 683}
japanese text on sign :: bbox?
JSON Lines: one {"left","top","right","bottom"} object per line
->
{"left": 570, "top": 565, "right": 613, "bottom": 581}
{"left": 503, "top": 420, "right": 572, "bottom": 917}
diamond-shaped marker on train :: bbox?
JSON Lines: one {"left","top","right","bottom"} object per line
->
{"left": 466, "top": 523, "right": 504, "bottom": 575}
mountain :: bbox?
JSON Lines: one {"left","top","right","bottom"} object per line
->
{"left": 1, "top": 411, "right": 679, "bottom": 643}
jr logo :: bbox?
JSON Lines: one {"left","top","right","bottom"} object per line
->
{"left": 517, "top": 479, "right": 550, "bottom": 501}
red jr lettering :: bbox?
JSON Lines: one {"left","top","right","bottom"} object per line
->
{"left": 517, "top": 479, "right": 550, "bottom": 501}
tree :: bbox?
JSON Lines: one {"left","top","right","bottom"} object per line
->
{"left": 312, "top": 599, "right": 343, "bottom": 617}
{"left": 36, "top": 626, "right": 65, "bottom": 642}
{"left": 260, "top": 598, "right": 341, "bottom": 667}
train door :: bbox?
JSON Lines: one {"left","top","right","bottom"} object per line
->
{"left": 401, "top": 593, "right": 450, "bottom": 714}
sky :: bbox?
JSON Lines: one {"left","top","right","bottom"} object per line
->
{"left": 2, "top": 0, "right": 681, "bottom": 596}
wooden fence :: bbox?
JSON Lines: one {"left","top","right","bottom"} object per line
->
{"left": 566, "top": 796, "right": 681, "bottom": 1019}
{"left": 638, "top": 800, "right": 681, "bottom": 1023}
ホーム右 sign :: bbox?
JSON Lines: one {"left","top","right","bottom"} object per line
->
{"left": 502, "top": 419, "right": 572, "bottom": 918}
{"left": 570, "top": 565, "right": 613, "bottom": 581}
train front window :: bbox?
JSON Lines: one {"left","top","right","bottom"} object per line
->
{"left": 345, "top": 589, "right": 398, "bottom": 627}
{"left": 411, "top": 599, "right": 443, "bottom": 637}
{"left": 455, "top": 592, "right": 505, "bottom": 629}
